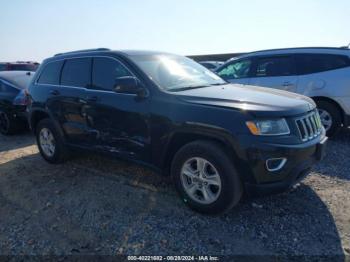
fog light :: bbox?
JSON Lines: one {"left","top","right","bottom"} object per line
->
{"left": 266, "top": 158, "right": 287, "bottom": 172}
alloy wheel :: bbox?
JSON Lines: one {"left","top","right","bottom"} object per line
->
{"left": 39, "top": 128, "right": 56, "bottom": 157}
{"left": 318, "top": 109, "right": 333, "bottom": 131}
{"left": 180, "top": 157, "right": 222, "bottom": 205}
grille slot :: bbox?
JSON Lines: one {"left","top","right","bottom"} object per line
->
{"left": 296, "top": 111, "right": 322, "bottom": 142}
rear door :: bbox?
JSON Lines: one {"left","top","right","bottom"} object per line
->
{"left": 57, "top": 57, "right": 93, "bottom": 146}
{"left": 216, "top": 58, "right": 252, "bottom": 84}
{"left": 84, "top": 56, "right": 151, "bottom": 161}
{"left": 248, "top": 55, "right": 299, "bottom": 92}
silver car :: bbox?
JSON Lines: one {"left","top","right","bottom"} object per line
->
{"left": 216, "top": 47, "right": 350, "bottom": 136}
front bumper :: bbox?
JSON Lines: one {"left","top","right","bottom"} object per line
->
{"left": 236, "top": 135, "right": 328, "bottom": 197}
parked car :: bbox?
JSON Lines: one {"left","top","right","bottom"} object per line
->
{"left": 199, "top": 61, "right": 224, "bottom": 71}
{"left": 0, "top": 61, "right": 40, "bottom": 72}
{"left": 215, "top": 47, "right": 350, "bottom": 136}
{"left": 0, "top": 71, "right": 33, "bottom": 135}
{"left": 28, "top": 48, "right": 327, "bottom": 214}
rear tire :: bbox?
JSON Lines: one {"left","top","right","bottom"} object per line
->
{"left": 0, "top": 109, "right": 22, "bottom": 135}
{"left": 36, "top": 118, "right": 70, "bottom": 164}
{"left": 171, "top": 140, "right": 242, "bottom": 215}
{"left": 316, "top": 100, "right": 342, "bottom": 137}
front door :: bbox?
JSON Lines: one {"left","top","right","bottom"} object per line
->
{"left": 84, "top": 56, "right": 151, "bottom": 162}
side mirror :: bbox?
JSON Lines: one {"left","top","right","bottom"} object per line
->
{"left": 113, "top": 76, "right": 141, "bottom": 94}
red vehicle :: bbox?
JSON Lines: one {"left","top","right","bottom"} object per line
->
{"left": 0, "top": 61, "right": 40, "bottom": 72}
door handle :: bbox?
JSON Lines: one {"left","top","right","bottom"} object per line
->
{"left": 50, "top": 90, "right": 60, "bottom": 95}
{"left": 87, "top": 96, "right": 98, "bottom": 102}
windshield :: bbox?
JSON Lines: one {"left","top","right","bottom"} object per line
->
{"left": 130, "top": 54, "right": 226, "bottom": 91}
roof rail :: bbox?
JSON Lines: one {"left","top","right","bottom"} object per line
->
{"left": 249, "top": 46, "right": 349, "bottom": 54}
{"left": 54, "top": 48, "right": 111, "bottom": 57}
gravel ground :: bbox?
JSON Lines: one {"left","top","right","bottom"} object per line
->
{"left": 0, "top": 130, "right": 349, "bottom": 258}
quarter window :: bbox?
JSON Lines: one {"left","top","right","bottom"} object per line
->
{"left": 61, "top": 58, "right": 91, "bottom": 88}
{"left": 217, "top": 59, "right": 252, "bottom": 79}
{"left": 37, "top": 61, "right": 63, "bottom": 85}
{"left": 92, "top": 57, "right": 132, "bottom": 91}
{"left": 254, "top": 56, "right": 295, "bottom": 77}
{"left": 296, "top": 54, "right": 350, "bottom": 75}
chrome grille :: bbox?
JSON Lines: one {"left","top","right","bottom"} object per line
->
{"left": 295, "top": 111, "right": 323, "bottom": 142}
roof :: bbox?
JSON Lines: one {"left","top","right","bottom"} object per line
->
{"left": 227, "top": 47, "right": 350, "bottom": 62}
{"left": 0, "top": 71, "right": 34, "bottom": 89}
{"left": 52, "top": 48, "right": 174, "bottom": 59}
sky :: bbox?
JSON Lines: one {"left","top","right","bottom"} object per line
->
{"left": 0, "top": 0, "right": 349, "bottom": 62}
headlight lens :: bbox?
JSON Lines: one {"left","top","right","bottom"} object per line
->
{"left": 246, "top": 119, "right": 290, "bottom": 136}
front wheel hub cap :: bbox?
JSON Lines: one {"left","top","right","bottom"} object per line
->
{"left": 180, "top": 157, "right": 222, "bottom": 205}
{"left": 39, "top": 128, "right": 56, "bottom": 157}
{"left": 318, "top": 109, "right": 333, "bottom": 131}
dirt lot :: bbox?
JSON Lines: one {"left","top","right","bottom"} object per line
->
{"left": 0, "top": 130, "right": 349, "bottom": 257}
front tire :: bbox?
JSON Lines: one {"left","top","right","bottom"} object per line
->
{"left": 171, "top": 140, "right": 242, "bottom": 215}
{"left": 36, "top": 118, "right": 69, "bottom": 164}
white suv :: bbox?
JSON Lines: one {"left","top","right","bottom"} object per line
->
{"left": 216, "top": 47, "right": 350, "bottom": 136}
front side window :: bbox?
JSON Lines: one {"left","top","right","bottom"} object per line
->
{"left": 61, "top": 58, "right": 91, "bottom": 88}
{"left": 217, "top": 59, "right": 252, "bottom": 79}
{"left": 296, "top": 54, "right": 350, "bottom": 75}
{"left": 255, "top": 56, "right": 295, "bottom": 77}
{"left": 37, "top": 61, "right": 63, "bottom": 85}
{"left": 130, "top": 54, "right": 225, "bottom": 91}
{"left": 92, "top": 57, "right": 132, "bottom": 91}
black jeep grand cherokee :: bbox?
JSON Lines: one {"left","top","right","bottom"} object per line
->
{"left": 27, "top": 48, "right": 327, "bottom": 214}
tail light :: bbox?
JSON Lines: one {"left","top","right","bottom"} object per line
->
{"left": 13, "top": 89, "right": 29, "bottom": 106}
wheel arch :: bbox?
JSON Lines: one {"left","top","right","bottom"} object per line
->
{"left": 30, "top": 109, "right": 66, "bottom": 142}
{"left": 311, "top": 96, "right": 345, "bottom": 124}
{"left": 30, "top": 109, "right": 50, "bottom": 133}
{"left": 161, "top": 131, "right": 240, "bottom": 176}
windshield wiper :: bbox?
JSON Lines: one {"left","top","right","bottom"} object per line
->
{"left": 210, "top": 82, "right": 227, "bottom": 86}
{"left": 168, "top": 85, "right": 210, "bottom": 92}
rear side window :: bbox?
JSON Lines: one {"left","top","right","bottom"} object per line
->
{"left": 296, "top": 54, "right": 350, "bottom": 75}
{"left": 37, "top": 61, "right": 63, "bottom": 85}
{"left": 217, "top": 59, "right": 252, "bottom": 79}
{"left": 92, "top": 57, "right": 132, "bottom": 91}
{"left": 0, "top": 64, "right": 7, "bottom": 71}
{"left": 254, "top": 56, "right": 295, "bottom": 77}
{"left": 61, "top": 58, "right": 91, "bottom": 88}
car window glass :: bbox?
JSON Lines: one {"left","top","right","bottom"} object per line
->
{"left": 61, "top": 58, "right": 91, "bottom": 88}
{"left": 92, "top": 57, "right": 132, "bottom": 91}
{"left": 255, "top": 56, "right": 294, "bottom": 77}
{"left": 297, "top": 54, "right": 350, "bottom": 75}
{"left": 0, "top": 81, "right": 4, "bottom": 92}
{"left": 0, "top": 65, "right": 7, "bottom": 71}
{"left": 202, "top": 63, "right": 215, "bottom": 69}
{"left": 217, "top": 59, "right": 251, "bottom": 79}
{"left": 37, "top": 61, "right": 63, "bottom": 85}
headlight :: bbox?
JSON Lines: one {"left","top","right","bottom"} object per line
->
{"left": 246, "top": 118, "right": 290, "bottom": 136}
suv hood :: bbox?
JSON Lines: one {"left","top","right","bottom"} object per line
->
{"left": 174, "top": 84, "right": 316, "bottom": 117}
